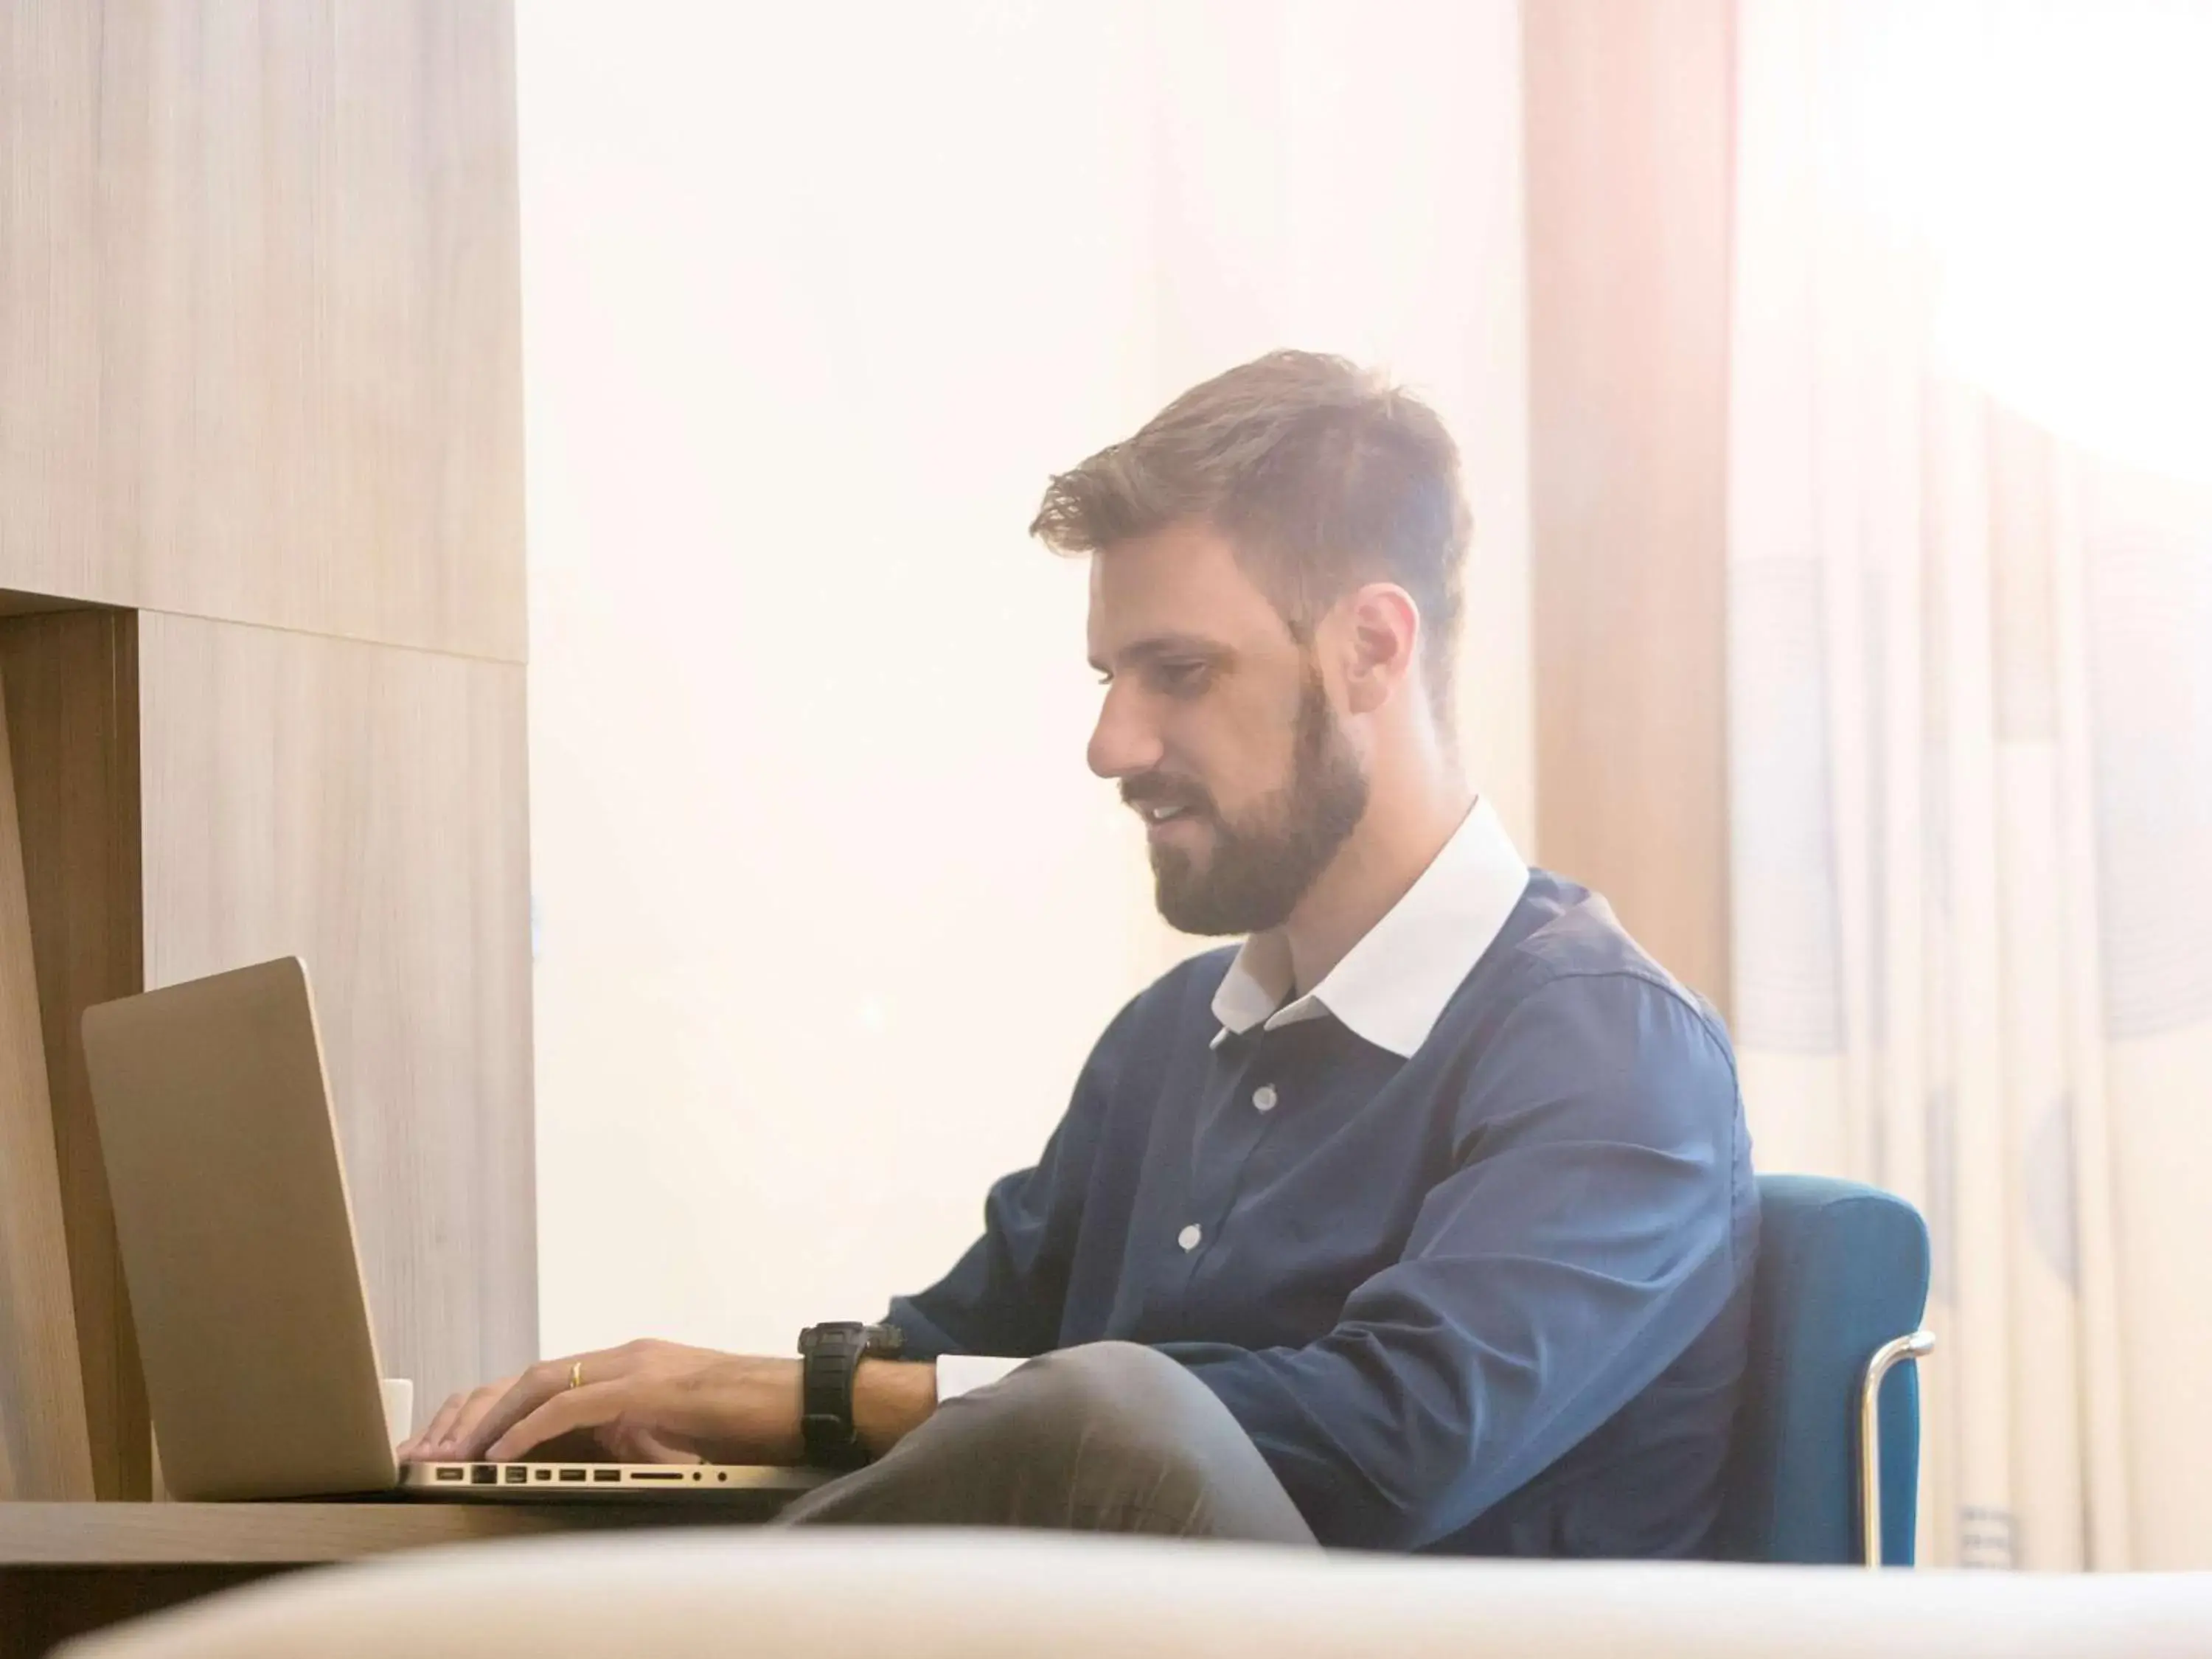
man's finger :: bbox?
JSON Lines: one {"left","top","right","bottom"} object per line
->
{"left": 407, "top": 1391, "right": 470, "bottom": 1461}
{"left": 448, "top": 1371, "right": 561, "bottom": 1460}
{"left": 422, "top": 1391, "right": 468, "bottom": 1444}
{"left": 453, "top": 1350, "right": 630, "bottom": 1460}
{"left": 435, "top": 1382, "right": 513, "bottom": 1456}
{"left": 484, "top": 1382, "right": 625, "bottom": 1463}
{"left": 608, "top": 1422, "right": 695, "bottom": 1464}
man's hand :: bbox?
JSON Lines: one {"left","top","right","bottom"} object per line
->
{"left": 400, "top": 1340, "right": 807, "bottom": 1465}
{"left": 397, "top": 1339, "right": 942, "bottom": 1466}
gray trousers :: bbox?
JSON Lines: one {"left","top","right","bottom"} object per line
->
{"left": 773, "top": 1341, "right": 1317, "bottom": 1544}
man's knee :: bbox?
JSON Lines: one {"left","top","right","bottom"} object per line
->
{"left": 975, "top": 1341, "right": 1214, "bottom": 1457}
{"left": 783, "top": 1341, "right": 1314, "bottom": 1543}
{"left": 1003, "top": 1340, "right": 1198, "bottom": 1408}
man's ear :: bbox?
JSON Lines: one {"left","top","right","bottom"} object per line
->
{"left": 1340, "top": 583, "right": 1422, "bottom": 717}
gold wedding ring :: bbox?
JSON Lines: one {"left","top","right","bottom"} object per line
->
{"left": 568, "top": 1360, "right": 585, "bottom": 1391}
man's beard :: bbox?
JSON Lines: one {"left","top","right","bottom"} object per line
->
{"left": 1132, "top": 669, "right": 1369, "bottom": 936}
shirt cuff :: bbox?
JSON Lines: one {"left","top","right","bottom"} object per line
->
{"left": 934, "top": 1354, "right": 1027, "bottom": 1401}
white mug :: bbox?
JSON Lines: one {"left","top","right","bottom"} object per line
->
{"left": 380, "top": 1377, "right": 414, "bottom": 1450}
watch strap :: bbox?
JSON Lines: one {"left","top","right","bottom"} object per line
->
{"left": 797, "top": 1321, "right": 903, "bottom": 1468}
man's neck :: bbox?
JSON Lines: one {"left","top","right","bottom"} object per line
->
{"left": 1277, "top": 773, "right": 1477, "bottom": 998}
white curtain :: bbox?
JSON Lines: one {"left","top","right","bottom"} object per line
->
{"left": 1728, "top": 1, "right": 2212, "bottom": 1568}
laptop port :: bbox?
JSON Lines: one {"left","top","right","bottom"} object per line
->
{"left": 470, "top": 1464, "right": 497, "bottom": 1485}
{"left": 592, "top": 1469, "right": 620, "bottom": 1482}
{"left": 435, "top": 1467, "right": 464, "bottom": 1482}
{"left": 504, "top": 1466, "right": 528, "bottom": 1484}
{"left": 628, "top": 1470, "right": 682, "bottom": 1481}
{"left": 533, "top": 1468, "right": 552, "bottom": 1481}
{"left": 559, "top": 1468, "right": 586, "bottom": 1482}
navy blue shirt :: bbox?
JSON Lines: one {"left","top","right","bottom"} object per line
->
{"left": 890, "top": 866, "right": 1759, "bottom": 1556}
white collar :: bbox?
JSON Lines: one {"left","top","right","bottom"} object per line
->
{"left": 1208, "top": 799, "right": 1529, "bottom": 1060}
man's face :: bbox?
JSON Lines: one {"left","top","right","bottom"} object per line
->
{"left": 1085, "top": 522, "right": 1369, "bottom": 935}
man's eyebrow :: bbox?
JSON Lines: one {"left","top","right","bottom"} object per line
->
{"left": 1088, "top": 634, "right": 1231, "bottom": 675}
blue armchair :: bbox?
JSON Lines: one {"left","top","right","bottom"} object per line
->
{"left": 1714, "top": 1173, "right": 1935, "bottom": 1566}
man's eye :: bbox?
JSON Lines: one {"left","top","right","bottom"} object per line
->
{"left": 1155, "top": 661, "right": 1210, "bottom": 696}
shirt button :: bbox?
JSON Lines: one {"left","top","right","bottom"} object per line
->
{"left": 1252, "top": 1084, "right": 1278, "bottom": 1112}
{"left": 1178, "top": 1223, "right": 1202, "bottom": 1251}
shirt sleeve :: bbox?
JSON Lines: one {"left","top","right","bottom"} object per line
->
{"left": 934, "top": 1354, "right": 1028, "bottom": 1399}
{"left": 883, "top": 993, "right": 1141, "bottom": 1359}
{"left": 1157, "top": 971, "right": 1753, "bottom": 1551}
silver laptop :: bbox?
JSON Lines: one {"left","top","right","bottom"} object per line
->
{"left": 80, "top": 956, "right": 827, "bottom": 1506}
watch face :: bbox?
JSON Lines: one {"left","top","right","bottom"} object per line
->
{"left": 863, "top": 1323, "right": 905, "bottom": 1358}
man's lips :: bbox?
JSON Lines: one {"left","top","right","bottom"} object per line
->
{"left": 1131, "top": 800, "right": 1209, "bottom": 841}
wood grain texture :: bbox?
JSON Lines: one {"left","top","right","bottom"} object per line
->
{"left": 134, "top": 611, "right": 535, "bottom": 1435}
{"left": 0, "top": 0, "right": 524, "bottom": 661}
{"left": 1523, "top": 0, "right": 1736, "bottom": 1012}
{"left": 0, "top": 1498, "right": 815, "bottom": 1569}
{"left": 0, "top": 1501, "right": 802, "bottom": 1655}
{"left": 0, "top": 1503, "right": 574, "bottom": 1566}
{"left": 0, "top": 664, "right": 95, "bottom": 1501}
{"left": 0, "top": 612, "right": 148, "bottom": 1501}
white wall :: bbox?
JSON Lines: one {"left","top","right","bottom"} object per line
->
{"left": 519, "top": 0, "right": 1532, "bottom": 1358}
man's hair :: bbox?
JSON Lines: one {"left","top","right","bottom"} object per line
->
{"left": 1029, "top": 349, "right": 1471, "bottom": 726}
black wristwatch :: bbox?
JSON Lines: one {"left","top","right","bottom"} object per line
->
{"left": 796, "top": 1321, "right": 905, "bottom": 1468}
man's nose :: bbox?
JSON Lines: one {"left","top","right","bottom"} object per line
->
{"left": 1087, "top": 684, "right": 1164, "bottom": 780}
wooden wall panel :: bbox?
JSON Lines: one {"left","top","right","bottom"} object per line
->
{"left": 1524, "top": 0, "right": 1736, "bottom": 1012}
{"left": 0, "top": 648, "right": 97, "bottom": 1501}
{"left": 133, "top": 612, "right": 535, "bottom": 1430}
{"left": 0, "top": 611, "right": 147, "bottom": 1500}
{"left": 0, "top": 0, "right": 524, "bottom": 662}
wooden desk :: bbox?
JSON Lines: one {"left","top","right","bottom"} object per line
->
{"left": 0, "top": 1500, "right": 789, "bottom": 1657}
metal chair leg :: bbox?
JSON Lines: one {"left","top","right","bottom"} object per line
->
{"left": 1859, "top": 1329, "right": 1936, "bottom": 1568}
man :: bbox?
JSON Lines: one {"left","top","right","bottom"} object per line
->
{"left": 407, "top": 352, "right": 1758, "bottom": 1555}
